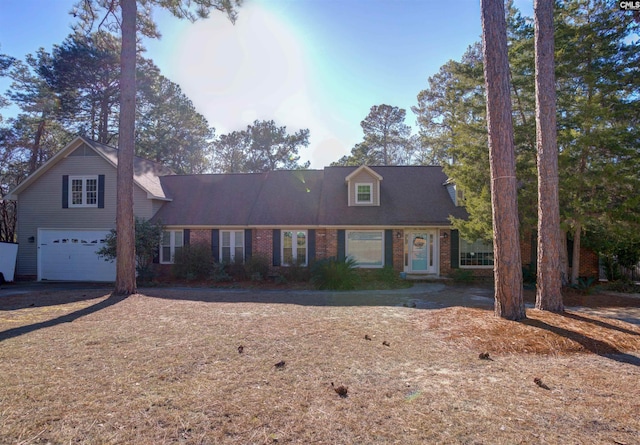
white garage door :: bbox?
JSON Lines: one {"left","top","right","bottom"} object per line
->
{"left": 38, "top": 229, "right": 116, "bottom": 282}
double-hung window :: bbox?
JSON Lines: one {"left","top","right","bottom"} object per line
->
{"left": 460, "top": 238, "right": 494, "bottom": 267}
{"left": 282, "top": 230, "right": 307, "bottom": 266}
{"left": 355, "top": 183, "right": 373, "bottom": 204}
{"left": 221, "top": 230, "right": 244, "bottom": 264}
{"left": 161, "top": 230, "right": 183, "bottom": 264}
{"left": 346, "top": 230, "right": 384, "bottom": 267}
{"left": 69, "top": 176, "right": 98, "bottom": 207}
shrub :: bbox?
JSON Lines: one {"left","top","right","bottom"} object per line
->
{"left": 571, "top": 276, "right": 596, "bottom": 295}
{"left": 602, "top": 279, "right": 640, "bottom": 294}
{"left": 450, "top": 268, "right": 474, "bottom": 283}
{"left": 244, "top": 254, "right": 271, "bottom": 281}
{"left": 211, "top": 262, "right": 231, "bottom": 282}
{"left": 522, "top": 264, "right": 536, "bottom": 284}
{"left": 282, "top": 263, "right": 311, "bottom": 282}
{"left": 172, "top": 243, "right": 214, "bottom": 281}
{"left": 226, "top": 259, "right": 247, "bottom": 281}
{"left": 311, "top": 257, "right": 360, "bottom": 290}
{"left": 97, "top": 217, "right": 163, "bottom": 283}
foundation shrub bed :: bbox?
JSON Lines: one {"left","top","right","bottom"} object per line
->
{"left": 172, "top": 243, "right": 215, "bottom": 281}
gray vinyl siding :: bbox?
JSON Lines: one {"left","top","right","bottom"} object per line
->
{"left": 348, "top": 170, "right": 380, "bottom": 206}
{"left": 151, "top": 199, "right": 166, "bottom": 218}
{"left": 15, "top": 145, "right": 155, "bottom": 276}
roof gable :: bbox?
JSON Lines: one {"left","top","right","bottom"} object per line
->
{"left": 7, "top": 136, "right": 174, "bottom": 201}
{"left": 344, "top": 165, "right": 383, "bottom": 182}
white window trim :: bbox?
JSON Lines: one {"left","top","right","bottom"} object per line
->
{"left": 346, "top": 230, "right": 385, "bottom": 268}
{"left": 459, "top": 238, "right": 494, "bottom": 269}
{"left": 69, "top": 175, "right": 99, "bottom": 208}
{"left": 160, "top": 230, "right": 183, "bottom": 264}
{"left": 220, "top": 230, "right": 245, "bottom": 264}
{"left": 281, "top": 230, "right": 308, "bottom": 266}
{"left": 355, "top": 182, "right": 373, "bottom": 204}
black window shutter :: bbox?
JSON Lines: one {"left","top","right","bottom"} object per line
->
{"left": 308, "top": 229, "right": 316, "bottom": 264}
{"left": 337, "top": 230, "right": 345, "bottom": 261}
{"left": 183, "top": 229, "right": 190, "bottom": 246}
{"left": 153, "top": 247, "right": 159, "bottom": 264}
{"left": 385, "top": 229, "right": 393, "bottom": 268}
{"left": 211, "top": 229, "right": 220, "bottom": 262}
{"left": 244, "top": 229, "right": 252, "bottom": 261}
{"left": 272, "top": 229, "right": 281, "bottom": 266}
{"left": 98, "top": 175, "right": 105, "bottom": 208}
{"left": 450, "top": 229, "right": 460, "bottom": 269}
{"left": 62, "top": 175, "right": 69, "bottom": 208}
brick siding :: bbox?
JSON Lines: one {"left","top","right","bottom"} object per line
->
{"left": 440, "top": 229, "right": 452, "bottom": 276}
{"left": 392, "top": 230, "right": 404, "bottom": 272}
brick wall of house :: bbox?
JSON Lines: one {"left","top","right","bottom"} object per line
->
{"left": 520, "top": 233, "right": 534, "bottom": 270}
{"left": 392, "top": 230, "right": 404, "bottom": 272}
{"left": 440, "top": 229, "right": 452, "bottom": 276}
{"left": 315, "top": 228, "right": 338, "bottom": 260}
{"left": 253, "top": 229, "right": 273, "bottom": 263}
{"left": 578, "top": 246, "right": 599, "bottom": 278}
{"left": 190, "top": 229, "right": 212, "bottom": 251}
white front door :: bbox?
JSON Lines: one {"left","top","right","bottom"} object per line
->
{"left": 409, "top": 231, "right": 437, "bottom": 274}
{"left": 38, "top": 229, "right": 116, "bottom": 281}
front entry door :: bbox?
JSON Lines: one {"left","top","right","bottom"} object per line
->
{"left": 409, "top": 231, "right": 437, "bottom": 273}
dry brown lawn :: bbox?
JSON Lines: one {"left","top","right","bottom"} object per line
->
{"left": 1, "top": 286, "right": 639, "bottom": 445}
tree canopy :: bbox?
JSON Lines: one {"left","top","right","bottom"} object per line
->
{"left": 414, "top": 0, "right": 640, "bottom": 281}
{"left": 333, "top": 104, "right": 413, "bottom": 166}
{"left": 212, "top": 120, "right": 310, "bottom": 173}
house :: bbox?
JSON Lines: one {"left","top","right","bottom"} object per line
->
{"left": 7, "top": 137, "right": 173, "bottom": 281}
{"left": 7, "top": 136, "right": 599, "bottom": 282}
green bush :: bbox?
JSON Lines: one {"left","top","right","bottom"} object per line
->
{"left": 450, "top": 268, "right": 474, "bottom": 283}
{"left": 311, "top": 257, "right": 360, "bottom": 290}
{"left": 602, "top": 279, "right": 640, "bottom": 293}
{"left": 282, "top": 263, "right": 310, "bottom": 282}
{"left": 211, "top": 262, "right": 231, "bottom": 282}
{"left": 571, "top": 276, "right": 596, "bottom": 295}
{"left": 97, "top": 217, "right": 163, "bottom": 283}
{"left": 226, "top": 260, "right": 247, "bottom": 281}
{"left": 522, "top": 264, "right": 536, "bottom": 284}
{"left": 244, "top": 254, "right": 271, "bottom": 281}
{"left": 172, "top": 243, "right": 214, "bottom": 281}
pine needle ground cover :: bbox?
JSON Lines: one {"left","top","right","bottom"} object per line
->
{"left": 1, "top": 287, "right": 639, "bottom": 444}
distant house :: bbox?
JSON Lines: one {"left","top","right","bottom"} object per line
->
{"left": 7, "top": 136, "right": 599, "bottom": 282}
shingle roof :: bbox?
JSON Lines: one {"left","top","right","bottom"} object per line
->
{"left": 152, "top": 166, "right": 467, "bottom": 227}
{"left": 152, "top": 173, "right": 266, "bottom": 226}
{"left": 87, "top": 139, "right": 174, "bottom": 200}
{"left": 318, "top": 166, "right": 468, "bottom": 226}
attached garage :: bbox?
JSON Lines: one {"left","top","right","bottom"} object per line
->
{"left": 38, "top": 229, "right": 116, "bottom": 282}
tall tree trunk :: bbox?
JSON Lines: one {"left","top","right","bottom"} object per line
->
{"left": 481, "top": 0, "right": 526, "bottom": 320}
{"left": 30, "top": 118, "right": 46, "bottom": 173}
{"left": 114, "top": 0, "right": 137, "bottom": 295}
{"left": 534, "top": 0, "right": 563, "bottom": 312}
{"left": 571, "top": 222, "right": 582, "bottom": 285}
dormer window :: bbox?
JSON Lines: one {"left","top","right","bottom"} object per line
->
{"left": 345, "top": 166, "right": 382, "bottom": 207}
{"left": 356, "top": 183, "right": 373, "bottom": 204}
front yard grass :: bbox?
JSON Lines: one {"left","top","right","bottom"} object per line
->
{"left": 1, "top": 287, "right": 639, "bottom": 444}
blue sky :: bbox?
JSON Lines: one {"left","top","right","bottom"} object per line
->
{"left": 0, "top": 0, "right": 533, "bottom": 168}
